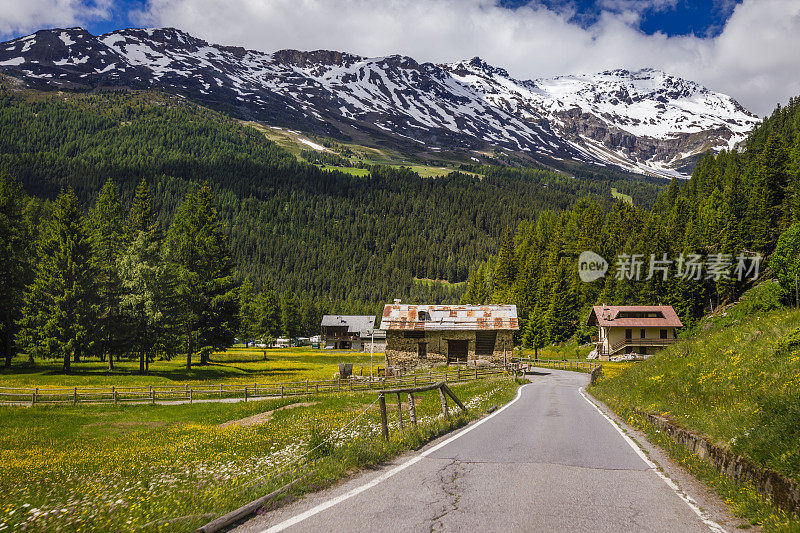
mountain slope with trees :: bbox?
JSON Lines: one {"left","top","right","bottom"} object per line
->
{"left": 0, "top": 77, "right": 663, "bottom": 306}
{"left": 463, "top": 96, "right": 800, "bottom": 346}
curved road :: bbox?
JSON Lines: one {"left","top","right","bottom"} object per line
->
{"left": 235, "top": 368, "right": 727, "bottom": 533}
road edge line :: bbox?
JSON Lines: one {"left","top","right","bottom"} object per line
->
{"left": 578, "top": 387, "right": 727, "bottom": 533}
{"left": 258, "top": 383, "right": 529, "bottom": 533}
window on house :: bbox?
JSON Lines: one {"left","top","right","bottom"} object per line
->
{"left": 404, "top": 331, "right": 424, "bottom": 339}
{"left": 625, "top": 329, "right": 632, "bottom": 340}
{"left": 418, "top": 342, "right": 427, "bottom": 358}
{"left": 660, "top": 329, "right": 668, "bottom": 339}
{"left": 640, "top": 329, "right": 646, "bottom": 339}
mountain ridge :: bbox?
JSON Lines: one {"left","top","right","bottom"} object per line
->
{"left": 0, "top": 26, "right": 760, "bottom": 177}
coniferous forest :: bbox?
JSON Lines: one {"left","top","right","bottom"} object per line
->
{"left": 463, "top": 97, "right": 800, "bottom": 347}
{"left": 4, "top": 75, "right": 799, "bottom": 369}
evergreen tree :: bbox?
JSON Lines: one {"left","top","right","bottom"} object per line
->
{"left": 87, "top": 179, "right": 127, "bottom": 369}
{"left": 118, "top": 230, "right": 181, "bottom": 373}
{"left": 281, "top": 289, "right": 301, "bottom": 339}
{"left": 0, "top": 172, "right": 35, "bottom": 367}
{"left": 166, "top": 185, "right": 239, "bottom": 369}
{"left": 17, "top": 189, "right": 97, "bottom": 372}
{"left": 237, "top": 278, "right": 260, "bottom": 343}
{"left": 257, "top": 279, "right": 282, "bottom": 341}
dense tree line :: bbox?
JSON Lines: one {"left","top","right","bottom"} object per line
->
{"left": 0, "top": 83, "right": 664, "bottom": 308}
{"left": 463, "top": 97, "right": 800, "bottom": 347}
{"left": 0, "top": 174, "right": 319, "bottom": 371}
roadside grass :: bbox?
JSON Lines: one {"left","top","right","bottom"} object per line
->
{"left": 0, "top": 376, "right": 521, "bottom": 532}
{"left": 0, "top": 347, "right": 378, "bottom": 389}
{"left": 591, "top": 305, "right": 800, "bottom": 530}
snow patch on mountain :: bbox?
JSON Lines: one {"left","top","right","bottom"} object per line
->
{"left": 0, "top": 28, "right": 760, "bottom": 178}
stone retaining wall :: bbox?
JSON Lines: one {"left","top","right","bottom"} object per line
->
{"left": 640, "top": 411, "right": 800, "bottom": 515}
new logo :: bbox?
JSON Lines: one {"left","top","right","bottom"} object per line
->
{"left": 578, "top": 251, "right": 608, "bottom": 282}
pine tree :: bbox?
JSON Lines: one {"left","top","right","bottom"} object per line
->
{"left": 238, "top": 278, "right": 260, "bottom": 343}
{"left": 87, "top": 179, "right": 127, "bottom": 369}
{"left": 281, "top": 289, "right": 301, "bottom": 339}
{"left": 128, "top": 178, "right": 157, "bottom": 239}
{"left": 166, "top": 185, "right": 239, "bottom": 369}
{"left": 118, "top": 230, "right": 181, "bottom": 373}
{"left": 17, "top": 189, "right": 97, "bottom": 372}
{"left": 0, "top": 172, "right": 35, "bottom": 368}
{"left": 257, "top": 279, "right": 282, "bottom": 342}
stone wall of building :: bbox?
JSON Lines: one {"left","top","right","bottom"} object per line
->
{"left": 386, "top": 330, "right": 514, "bottom": 369}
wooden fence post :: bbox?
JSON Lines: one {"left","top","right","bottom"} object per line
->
{"left": 408, "top": 392, "right": 417, "bottom": 426}
{"left": 281, "top": 384, "right": 284, "bottom": 398}
{"left": 73, "top": 387, "right": 77, "bottom": 405}
{"left": 151, "top": 386, "right": 155, "bottom": 404}
{"left": 32, "top": 388, "right": 37, "bottom": 406}
{"left": 254, "top": 382, "right": 257, "bottom": 397}
{"left": 185, "top": 384, "right": 188, "bottom": 400}
{"left": 379, "top": 393, "right": 388, "bottom": 440}
{"left": 414, "top": 375, "right": 417, "bottom": 387}
{"left": 475, "top": 368, "right": 478, "bottom": 380}
{"left": 439, "top": 386, "right": 449, "bottom": 419}
{"left": 244, "top": 386, "right": 248, "bottom": 402}
{"left": 306, "top": 380, "right": 309, "bottom": 395}
{"left": 396, "top": 392, "right": 403, "bottom": 430}
{"left": 189, "top": 388, "right": 193, "bottom": 404}
{"left": 219, "top": 384, "right": 223, "bottom": 399}
{"left": 113, "top": 387, "right": 117, "bottom": 405}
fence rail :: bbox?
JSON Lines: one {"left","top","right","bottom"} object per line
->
{"left": 516, "top": 358, "right": 600, "bottom": 373}
{"left": 0, "top": 367, "right": 507, "bottom": 406}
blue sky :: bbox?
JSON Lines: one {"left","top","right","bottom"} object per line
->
{"left": 0, "top": 0, "right": 797, "bottom": 115}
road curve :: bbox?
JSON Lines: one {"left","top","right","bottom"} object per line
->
{"left": 234, "top": 369, "right": 723, "bottom": 533}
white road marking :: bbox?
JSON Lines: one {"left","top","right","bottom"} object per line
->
{"left": 579, "top": 387, "right": 728, "bottom": 533}
{"left": 259, "top": 384, "right": 529, "bottom": 533}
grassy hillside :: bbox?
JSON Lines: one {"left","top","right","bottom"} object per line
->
{"left": 592, "top": 284, "right": 800, "bottom": 528}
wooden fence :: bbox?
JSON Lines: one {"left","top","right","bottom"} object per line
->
{"left": 376, "top": 381, "right": 467, "bottom": 440}
{"left": 516, "top": 358, "right": 600, "bottom": 374}
{"left": 0, "top": 367, "right": 507, "bottom": 406}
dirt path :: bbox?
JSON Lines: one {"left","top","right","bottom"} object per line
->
{"left": 219, "top": 402, "right": 319, "bottom": 428}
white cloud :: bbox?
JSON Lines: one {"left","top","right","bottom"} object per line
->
{"left": 0, "top": 0, "right": 110, "bottom": 37}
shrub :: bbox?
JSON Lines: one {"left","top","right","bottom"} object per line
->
{"left": 737, "top": 281, "right": 784, "bottom": 316}
{"left": 770, "top": 222, "right": 800, "bottom": 303}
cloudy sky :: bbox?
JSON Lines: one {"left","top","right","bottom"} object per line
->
{"left": 0, "top": 0, "right": 798, "bottom": 116}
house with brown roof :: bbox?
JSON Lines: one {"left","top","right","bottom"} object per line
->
{"left": 587, "top": 305, "right": 683, "bottom": 360}
{"left": 380, "top": 303, "right": 519, "bottom": 369}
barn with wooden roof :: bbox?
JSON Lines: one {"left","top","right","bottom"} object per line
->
{"left": 379, "top": 302, "right": 519, "bottom": 369}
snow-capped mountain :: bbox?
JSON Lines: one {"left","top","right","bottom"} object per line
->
{"left": 0, "top": 27, "right": 760, "bottom": 177}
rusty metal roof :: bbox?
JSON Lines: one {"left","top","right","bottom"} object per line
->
{"left": 586, "top": 305, "right": 683, "bottom": 328}
{"left": 379, "top": 304, "right": 519, "bottom": 331}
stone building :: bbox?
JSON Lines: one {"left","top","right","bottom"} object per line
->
{"left": 380, "top": 303, "right": 518, "bottom": 369}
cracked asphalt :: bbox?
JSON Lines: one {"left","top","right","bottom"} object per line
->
{"left": 233, "top": 369, "right": 738, "bottom": 533}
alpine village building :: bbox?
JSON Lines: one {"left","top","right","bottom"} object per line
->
{"left": 587, "top": 305, "right": 683, "bottom": 360}
{"left": 380, "top": 303, "right": 519, "bottom": 369}
{"left": 320, "top": 315, "right": 384, "bottom": 352}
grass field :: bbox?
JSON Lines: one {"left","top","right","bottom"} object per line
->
{"left": 611, "top": 187, "right": 633, "bottom": 205}
{"left": 0, "top": 376, "right": 520, "bottom": 532}
{"left": 316, "top": 165, "right": 371, "bottom": 176}
{"left": 592, "top": 302, "right": 800, "bottom": 530}
{"left": 0, "top": 347, "right": 379, "bottom": 389}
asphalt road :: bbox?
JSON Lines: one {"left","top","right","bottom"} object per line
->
{"left": 235, "top": 369, "right": 727, "bottom": 533}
